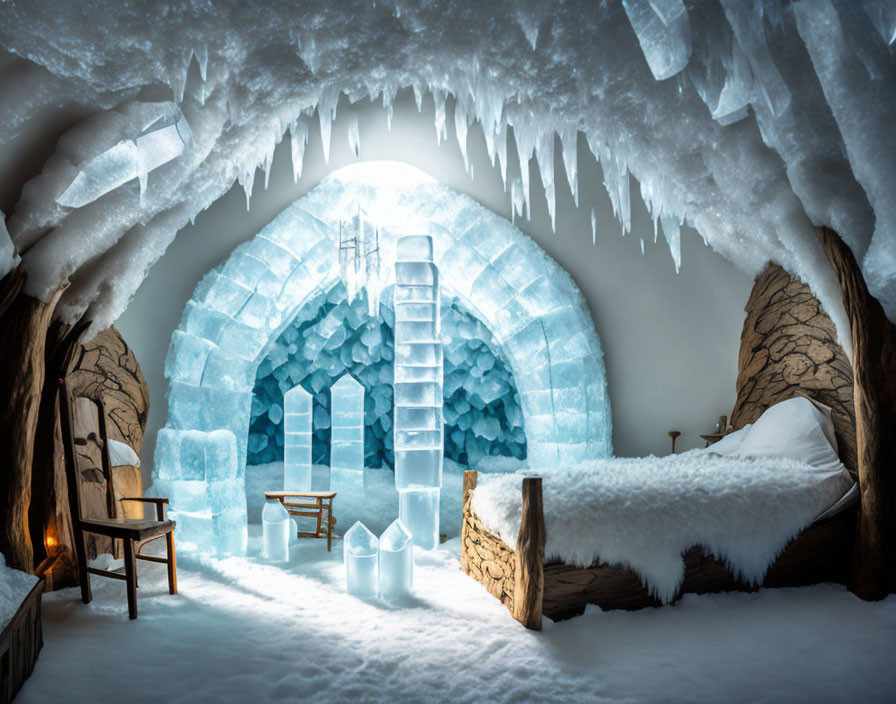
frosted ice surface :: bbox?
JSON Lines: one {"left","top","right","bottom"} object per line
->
{"left": 378, "top": 519, "right": 413, "bottom": 599}
{"left": 398, "top": 489, "right": 440, "bottom": 552}
{"left": 344, "top": 521, "right": 378, "bottom": 597}
{"left": 0, "top": 213, "right": 18, "bottom": 280}
{"left": 262, "top": 498, "right": 290, "bottom": 562}
{"left": 621, "top": 0, "right": 692, "bottom": 81}
{"left": 284, "top": 384, "right": 312, "bottom": 491}
{"left": 56, "top": 104, "right": 191, "bottom": 208}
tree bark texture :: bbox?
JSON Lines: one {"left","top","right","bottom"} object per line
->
{"left": 0, "top": 284, "right": 62, "bottom": 572}
{"left": 730, "top": 262, "right": 856, "bottom": 475}
{"left": 512, "top": 477, "right": 545, "bottom": 630}
{"left": 818, "top": 227, "right": 896, "bottom": 600}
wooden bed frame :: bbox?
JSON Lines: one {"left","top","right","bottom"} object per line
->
{"left": 460, "top": 469, "right": 857, "bottom": 629}
{"left": 460, "top": 263, "right": 861, "bottom": 630}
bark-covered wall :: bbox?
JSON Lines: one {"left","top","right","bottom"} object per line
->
{"left": 32, "top": 326, "right": 150, "bottom": 578}
{"left": 730, "top": 263, "right": 856, "bottom": 475}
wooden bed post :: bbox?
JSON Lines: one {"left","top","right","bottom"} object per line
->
{"left": 818, "top": 227, "right": 896, "bottom": 600}
{"left": 460, "top": 470, "right": 478, "bottom": 573}
{"left": 512, "top": 477, "right": 545, "bottom": 630}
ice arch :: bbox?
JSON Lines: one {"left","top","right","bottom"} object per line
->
{"left": 155, "top": 161, "right": 610, "bottom": 554}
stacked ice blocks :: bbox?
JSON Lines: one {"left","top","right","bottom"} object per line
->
{"left": 283, "top": 384, "right": 312, "bottom": 491}
{"left": 393, "top": 235, "right": 443, "bottom": 550}
{"left": 151, "top": 428, "right": 247, "bottom": 555}
{"left": 330, "top": 374, "right": 365, "bottom": 492}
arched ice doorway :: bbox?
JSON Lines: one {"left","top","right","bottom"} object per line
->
{"left": 153, "top": 161, "right": 611, "bottom": 554}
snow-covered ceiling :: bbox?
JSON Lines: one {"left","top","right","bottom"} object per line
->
{"left": 1, "top": 0, "right": 894, "bottom": 349}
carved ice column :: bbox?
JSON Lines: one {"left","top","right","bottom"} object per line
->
{"left": 393, "top": 235, "right": 443, "bottom": 550}
{"left": 330, "top": 373, "right": 365, "bottom": 493}
{"left": 283, "top": 384, "right": 312, "bottom": 491}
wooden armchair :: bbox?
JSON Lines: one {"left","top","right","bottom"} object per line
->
{"left": 59, "top": 379, "right": 177, "bottom": 619}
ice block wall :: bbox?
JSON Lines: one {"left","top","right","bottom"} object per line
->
{"left": 393, "top": 235, "right": 443, "bottom": 551}
{"left": 283, "top": 384, "right": 312, "bottom": 491}
{"left": 330, "top": 373, "right": 365, "bottom": 492}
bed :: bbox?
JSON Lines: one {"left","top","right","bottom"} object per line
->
{"left": 460, "top": 395, "right": 859, "bottom": 630}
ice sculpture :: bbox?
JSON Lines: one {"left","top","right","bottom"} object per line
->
{"left": 378, "top": 519, "right": 413, "bottom": 599}
{"left": 56, "top": 102, "right": 193, "bottom": 208}
{"left": 262, "top": 498, "right": 290, "bottom": 562}
{"left": 283, "top": 384, "right": 312, "bottom": 491}
{"left": 393, "top": 234, "right": 443, "bottom": 551}
{"left": 344, "top": 521, "right": 378, "bottom": 597}
{"left": 330, "top": 373, "right": 364, "bottom": 493}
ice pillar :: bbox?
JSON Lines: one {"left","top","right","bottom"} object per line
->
{"left": 393, "top": 235, "right": 443, "bottom": 551}
{"left": 330, "top": 373, "right": 365, "bottom": 493}
{"left": 284, "top": 385, "right": 312, "bottom": 491}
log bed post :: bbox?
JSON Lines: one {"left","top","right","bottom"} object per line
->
{"left": 818, "top": 227, "right": 896, "bottom": 600}
{"left": 512, "top": 477, "right": 545, "bottom": 630}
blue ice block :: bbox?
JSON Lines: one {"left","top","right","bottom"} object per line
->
{"left": 262, "top": 498, "right": 290, "bottom": 562}
{"left": 330, "top": 374, "right": 364, "bottom": 472}
{"left": 378, "top": 519, "right": 413, "bottom": 599}
{"left": 344, "top": 521, "right": 378, "bottom": 597}
{"left": 283, "top": 384, "right": 313, "bottom": 491}
{"left": 398, "top": 488, "right": 440, "bottom": 551}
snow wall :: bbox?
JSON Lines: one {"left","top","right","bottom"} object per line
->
{"left": 153, "top": 162, "right": 611, "bottom": 554}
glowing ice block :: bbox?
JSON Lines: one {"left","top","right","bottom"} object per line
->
{"left": 398, "top": 488, "right": 440, "bottom": 551}
{"left": 344, "top": 521, "right": 378, "bottom": 597}
{"left": 262, "top": 498, "right": 290, "bottom": 562}
{"left": 283, "top": 384, "right": 312, "bottom": 491}
{"left": 378, "top": 519, "right": 413, "bottom": 599}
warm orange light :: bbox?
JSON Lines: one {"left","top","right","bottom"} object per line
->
{"left": 45, "top": 533, "right": 58, "bottom": 550}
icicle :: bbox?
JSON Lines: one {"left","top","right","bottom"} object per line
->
{"left": 238, "top": 166, "right": 256, "bottom": 211}
{"left": 591, "top": 207, "right": 597, "bottom": 244}
{"left": 347, "top": 112, "right": 361, "bottom": 158}
{"left": 660, "top": 214, "right": 682, "bottom": 272}
{"left": 196, "top": 44, "right": 209, "bottom": 82}
{"left": 168, "top": 64, "right": 188, "bottom": 105}
{"left": 289, "top": 118, "right": 309, "bottom": 183}
{"left": 382, "top": 82, "right": 397, "bottom": 130}
{"left": 601, "top": 150, "right": 631, "bottom": 235}
{"left": 413, "top": 82, "right": 424, "bottom": 112}
{"left": 535, "top": 130, "right": 556, "bottom": 231}
{"left": 483, "top": 127, "right": 497, "bottom": 168}
{"left": 560, "top": 127, "right": 578, "bottom": 207}
{"left": 497, "top": 126, "right": 509, "bottom": 190}
{"left": 454, "top": 95, "right": 471, "bottom": 171}
{"left": 510, "top": 177, "right": 525, "bottom": 221}
{"left": 514, "top": 124, "right": 535, "bottom": 220}
{"left": 262, "top": 148, "right": 274, "bottom": 190}
{"left": 433, "top": 89, "right": 448, "bottom": 145}
{"left": 318, "top": 87, "right": 340, "bottom": 163}
{"left": 640, "top": 238, "right": 645, "bottom": 255}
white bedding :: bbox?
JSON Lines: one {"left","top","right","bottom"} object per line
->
{"left": 471, "top": 450, "right": 854, "bottom": 604}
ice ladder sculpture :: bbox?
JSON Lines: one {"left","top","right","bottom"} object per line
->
{"left": 393, "top": 234, "right": 443, "bottom": 551}
{"left": 330, "top": 374, "right": 365, "bottom": 494}
{"left": 284, "top": 385, "right": 313, "bottom": 491}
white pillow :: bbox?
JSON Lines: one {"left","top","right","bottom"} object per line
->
{"left": 706, "top": 424, "right": 752, "bottom": 455}
{"left": 736, "top": 396, "right": 842, "bottom": 473}
{"left": 107, "top": 438, "right": 141, "bottom": 468}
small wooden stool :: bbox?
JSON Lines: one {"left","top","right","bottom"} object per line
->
{"left": 264, "top": 491, "right": 337, "bottom": 551}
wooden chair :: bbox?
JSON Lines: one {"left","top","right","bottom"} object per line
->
{"left": 264, "top": 491, "right": 337, "bottom": 551}
{"left": 59, "top": 379, "right": 177, "bottom": 620}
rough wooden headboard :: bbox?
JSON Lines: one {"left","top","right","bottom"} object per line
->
{"left": 730, "top": 263, "right": 857, "bottom": 477}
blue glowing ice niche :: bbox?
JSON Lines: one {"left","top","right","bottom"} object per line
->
{"left": 155, "top": 161, "right": 612, "bottom": 556}
{"left": 247, "top": 282, "right": 527, "bottom": 471}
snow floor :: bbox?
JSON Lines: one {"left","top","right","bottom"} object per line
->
{"left": 18, "top": 526, "right": 896, "bottom": 704}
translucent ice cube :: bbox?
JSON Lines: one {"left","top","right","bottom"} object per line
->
{"left": 344, "top": 521, "right": 378, "bottom": 597}
{"left": 378, "top": 519, "right": 413, "bottom": 599}
{"left": 262, "top": 498, "right": 290, "bottom": 562}
{"left": 398, "top": 488, "right": 440, "bottom": 551}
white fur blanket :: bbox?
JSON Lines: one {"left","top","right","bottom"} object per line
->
{"left": 470, "top": 450, "right": 853, "bottom": 603}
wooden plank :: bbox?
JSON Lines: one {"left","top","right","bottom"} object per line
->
{"left": 511, "top": 477, "right": 545, "bottom": 630}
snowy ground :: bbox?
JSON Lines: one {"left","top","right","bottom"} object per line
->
{"left": 18, "top": 527, "right": 896, "bottom": 704}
